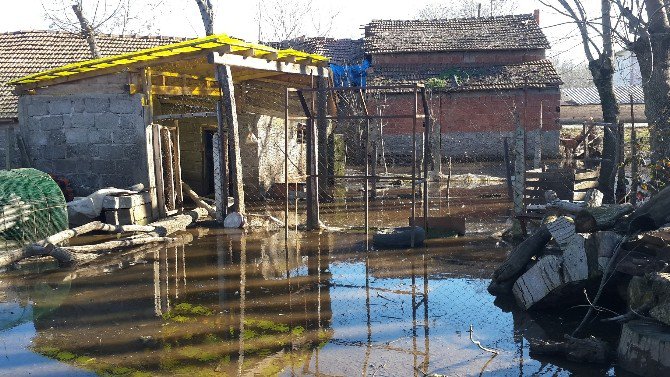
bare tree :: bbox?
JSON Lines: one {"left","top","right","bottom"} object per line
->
{"left": 258, "top": 0, "right": 339, "bottom": 42}
{"left": 611, "top": 0, "right": 670, "bottom": 164}
{"left": 540, "top": 0, "right": 621, "bottom": 202}
{"left": 193, "top": 0, "right": 215, "bottom": 36}
{"left": 552, "top": 58, "right": 593, "bottom": 87}
{"left": 417, "top": 0, "right": 518, "bottom": 19}
{"left": 42, "top": 0, "right": 165, "bottom": 58}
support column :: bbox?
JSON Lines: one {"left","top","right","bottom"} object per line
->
{"left": 215, "top": 64, "right": 245, "bottom": 217}
{"left": 304, "top": 92, "right": 320, "bottom": 230}
{"left": 316, "top": 76, "right": 331, "bottom": 202}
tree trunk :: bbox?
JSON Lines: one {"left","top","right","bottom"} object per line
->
{"left": 633, "top": 2, "right": 670, "bottom": 163}
{"left": 589, "top": 57, "right": 619, "bottom": 203}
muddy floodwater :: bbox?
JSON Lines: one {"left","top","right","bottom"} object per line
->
{"left": 0, "top": 183, "right": 635, "bottom": 376}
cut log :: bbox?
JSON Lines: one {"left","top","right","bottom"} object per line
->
{"left": 491, "top": 225, "right": 552, "bottom": 284}
{"left": 617, "top": 320, "right": 670, "bottom": 377}
{"left": 512, "top": 255, "right": 564, "bottom": 309}
{"left": 546, "top": 216, "right": 588, "bottom": 281}
{"left": 513, "top": 217, "right": 597, "bottom": 309}
{"left": 584, "top": 189, "right": 604, "bottom": 208}
{"left": 628, "top": 273, "right": 670, "bottom": 326}
{"left": 530, "top": 335, "right": 610, "bottom": 363}
{"left": 593, "top": 231, "right": 624, "bottom": 271}
{"left": 575, "top": 204, "right": 634, "bottom": 233}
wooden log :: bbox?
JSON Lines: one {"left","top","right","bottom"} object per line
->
{"left": 182, "top": 181, "right": 216, "bottom": 218}
{"left": 621, "top": 185, "right": 670, "bottom": 233}
{"left": 593, "top": 231, "right": 624, "bottom": 271}
{"left": 628, "top": 273, "right": 670, "bottom": 326}
{"left": 617, "top": 320, "right": 670, "bottom": 377}
{"left": 172, "top": 124, "right": 184, "bottom": 206}
{"left": 584, "top": 189, "right": 604, "bottom": 208}
{"left": 575, "top": 204, "right": 634, "bottom": 233}
{"left": 530, "top": 335, "right": 610, "bottom": 363}
{"left": 547, "top": 216, "right": 588, "bottom": 281}
{"left": 61, "top": 236, "right": 174, "bottom": 253}
{"left": 160, "top": 127, "right": 176, "bottom": 211}
{"left": 490, "top": 225, "right": 552, "bottom": 284}
{"left": 513, "top": 217, "right": 598, "bottom": 309}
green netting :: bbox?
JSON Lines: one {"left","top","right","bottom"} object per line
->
{"left": 0, "top": 169, "right": 68, "bottom": 247}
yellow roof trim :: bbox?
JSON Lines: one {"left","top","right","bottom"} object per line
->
{"left": 8, "top": 34, "right": 329, "bottom": 86}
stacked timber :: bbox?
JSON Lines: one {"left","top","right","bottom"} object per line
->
{"left": 102, "top": 192, "right": 153, "bottom": 226}
{"left": 491, "top": 185, "right": 670, "bottom": 375}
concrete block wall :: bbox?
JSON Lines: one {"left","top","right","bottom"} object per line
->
{"left": 178, "top": 120, "right": 209, "bottom": 195}
{"left": 18, "top": 94, "right": 149, "bottom": 196}
{"left": 0, "top": 123, "right": 21, "bottom": 170}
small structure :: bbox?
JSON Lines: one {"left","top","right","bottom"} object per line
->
{"left": 363, "top": 12, "right": 562, "bottom": 160}
{"left": 0, "top": 30, "right": 185, "bottom": 170}
{"left": 561, "top": 86, "right": 646, "bottom": 124}
{"left": 10, "top": 34, "right": 329, "bottom": 224}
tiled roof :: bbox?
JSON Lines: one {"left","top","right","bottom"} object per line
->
{"left": 365, "top": 14, "right": 550, "bottom": 54}
{"left": 561, "top": 86, "right": 644, "bottom": 105}
{"left": 0, "top": 30, "right": 187, "bottom": 119}
{"left": 270, "top": 37, "right": 364, "bottom": 65}
{"left": 368, "top": 60, "right": 562, "bottom": 92}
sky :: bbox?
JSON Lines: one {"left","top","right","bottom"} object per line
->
{"left": 0, "top": 0, "right": 592, "bottom": 64}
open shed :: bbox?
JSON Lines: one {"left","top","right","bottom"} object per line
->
{"left": 10, "top": 34, "right": 330, "bottom": 224}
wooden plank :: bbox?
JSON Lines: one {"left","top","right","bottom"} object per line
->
{"left": 160, "top": 127, "right": 176, "bottom": 211}
{"left": 573, "top": 179, "right": 600, "bottom": 191}
{"left": 211, "top": 52, "right": 328, "bottom": 77}
{"left": 154, "top": 112, "right": 217, "bottom": 121}
{"left": 152, "top": 124, "right": 167, "bottom": 218}
{"left": 173, "top": 123, "right": 183, "bottom": 206}
{"left": 152, "top": 85, "right": 220, "bottom": 97}
{"left": 215, "top": 64, "right": 245, "bottom": 214}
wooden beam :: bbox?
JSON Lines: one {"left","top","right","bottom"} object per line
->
{"left": 215, "top": 64, "right": 245, "bottom": 215}
{"left": 211, "top": 52, "right": 329, "bottom": 77}
{"left": 154, "top": 112, "right": 217, "bottom": 120}
{"left": 234, "top": 71, "right": 283, "bottom": 82}
{"left": 173, "top": 122, "right": 183, "bottom": 206}
{"left": 152, "top": 85, "right": 220, "bottom": 97}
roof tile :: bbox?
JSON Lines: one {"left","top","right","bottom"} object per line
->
{"left": 364, "top": 14, "right": 549, "bottom": 54}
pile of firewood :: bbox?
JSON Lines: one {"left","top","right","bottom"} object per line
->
{"left": 489, "top": 185, "right": 670, "bottom": 376}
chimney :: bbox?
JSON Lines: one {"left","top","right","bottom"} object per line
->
{"left": 533, "top": 9, "right": 540, "bottom": 24}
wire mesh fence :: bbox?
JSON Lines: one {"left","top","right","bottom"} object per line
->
{"left": 0, "top": 168, "right": 68, "bottom": 253}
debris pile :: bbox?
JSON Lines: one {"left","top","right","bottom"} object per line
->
{"left": 489, "top": 185, "right": 670, "bottom": 376}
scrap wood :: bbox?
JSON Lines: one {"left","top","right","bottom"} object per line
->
{"left": 1, "top": 208, "right": 207, "bottom": 268}
{"left": 529, "top": 335, "right": 610, "bottom": 363}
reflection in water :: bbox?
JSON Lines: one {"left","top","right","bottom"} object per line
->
{"left": 0, "top": 227, "right": 630, "bottom": 376}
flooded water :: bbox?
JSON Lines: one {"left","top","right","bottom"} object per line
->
{"left": 0, "top": 184, "right": 635, "bottom": 376}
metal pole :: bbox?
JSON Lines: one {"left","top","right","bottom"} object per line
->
{"left": 364, "top": 97, "right": 370, "bottom": 238}
{"left": 411, "top": 86, "right": 418, "bottom": 247}
{"left": 421, "top": 88, "right": 430, "bottom": 232}
{"left": 285, "top": 88, "right": 289, "bottom": 242}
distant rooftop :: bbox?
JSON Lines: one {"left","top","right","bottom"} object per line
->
{"left": 561, "top": 86, "right": 644, "bottom": 106}
{"left": 364, "top": 14, "right": 550, "bottom": 54}
{"left": 270, "top": 36, "right": 364, "bottom": 65}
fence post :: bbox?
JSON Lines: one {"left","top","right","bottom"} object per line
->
{"left": 513, "top": 112, "right": 526, "bottom": 216}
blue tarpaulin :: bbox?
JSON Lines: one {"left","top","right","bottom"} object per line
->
{"left": 330, "top": 59, "right": 370, "bottom": 87}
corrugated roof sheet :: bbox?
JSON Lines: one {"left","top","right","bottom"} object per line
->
{"left": 368, "top": 60, "right": 562, "bottom": 92}
{"left": 270, "top": 37, "right": 364, "bottom": 65}
{"left": 561, "top": 86, "right": 644, "bottom": 105}
{"left": 364, "top": 14, "right": 550, "bottom": 54}
{"left": 0, "top": 30, "right": 188, "bottom": 118}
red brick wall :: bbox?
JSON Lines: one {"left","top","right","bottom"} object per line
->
{"left": 368, "top": 88, "right": 560, "bottom": 135}
{"left": 371, "top": 49, "right": 546, "bottom": 66}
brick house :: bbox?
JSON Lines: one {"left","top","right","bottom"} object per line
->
{"left": 364, "top": 12, "right": 562, "bottom": 160}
